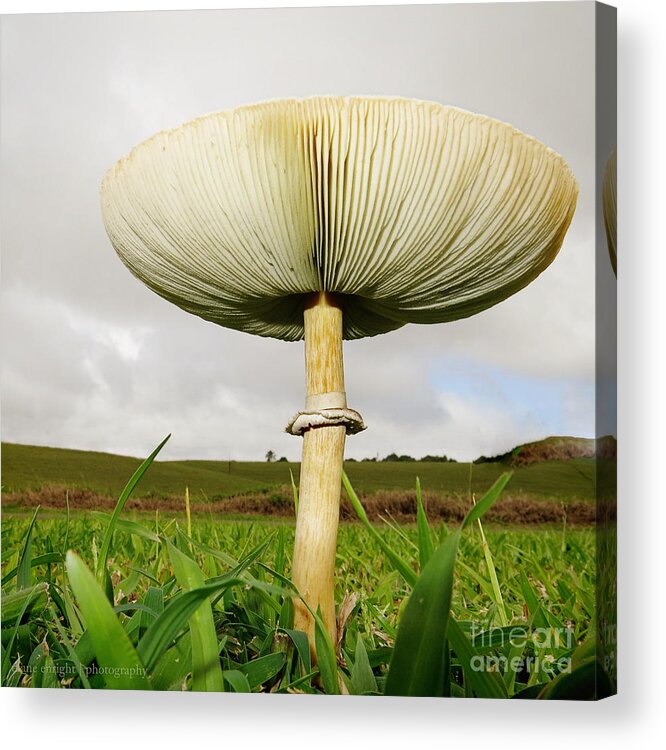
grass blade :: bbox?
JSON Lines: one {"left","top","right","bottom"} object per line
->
{"left": 2, "top": 583, "right": 51, "bottom": 685}
{"left": 462, "top": 472, "right": 512, "bottom": 530}
{"left": 48, "top": 607, "right": 93, "bottom": 688}
{"left": 1, "top": 582, "right": 50, "bottom": 628}
{"left": 314, "top": 607, "right": 339, "bottom": 695}
{"left": 474, "top": 510, "right": 509, "bottom": 626}
{"left": 289, "top": 469, "right": 299, "bottom": 516}
{"left": 282, "top": 627, "right": 311, "bottom": 676}
{"left": 538, "top": 657, "right": 611, "bottom": 700}
{"left": 447, "top": 617, "right": 508, "bottom": 698}
{"left": 223, "top": 669, "right": 251, "bottom": 693}
{"left": 385, "top": 531, "right": 461, "bottom": 697}
{"left": 137, "top": 577, "right": 245, "bottom": 672}
{"left": 185, "top": 486, "right": 192, "bottom": 543}
{"left": 415, "top": 477, "right": 434, "bottom": 570}
{"left": 16, "top": 506, "right": 40, "bottom": 589}
{"left": 471, "top": 624, "right": 529, "bottom": 651}
{"left": 350, "top": 635, "right": 377, "bottom": 695}
{"left": 63, "top": 489, "right": 70, "bottom": 553}
{"left": 166, "top": 538, "right": 224, "bottom": 692}
{"left": 342, "top": 471, "right": 417, "bottom": 587}
{"left": 238, "top": 652, "right": 286, "bottom": 690}
{"left": 91, "top": 512, "right": 160, "bottom": 542}
{"left": 27, "top": 643, "right": 60, "bottom": 689}
{"left": 97, "top": 434, "right": 170, "bottom": 585}
{"left": 65, "top": 551, "right": 150, "bottom": 689}
{"left": 537, "top": 638, "right": 614, "bottom": 700}
{"left": 2, "top": 553, "right": 64, "bottom": 586}
{"left": 519, "top": 570, "right": 550, "bottom": 629}
{"left": 139, "top": 587, "right": 164, "bottom": 634}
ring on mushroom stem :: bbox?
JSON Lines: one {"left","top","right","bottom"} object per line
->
{"left": 101, "top": 95, "right": 578, "bottom": 658}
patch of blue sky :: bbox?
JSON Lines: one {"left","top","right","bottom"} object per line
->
{"left": 430, "top": 358, "right": 596, "bottom": 439}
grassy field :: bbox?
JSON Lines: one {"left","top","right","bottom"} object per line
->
{"left": 1, "top": 433, "right": 613, "bottom": 698}
{"left": 1, "top": 442, "right": 596, "bottom": 503}
{"left": 1, "top": 509, "right": 602, "bottom": 696}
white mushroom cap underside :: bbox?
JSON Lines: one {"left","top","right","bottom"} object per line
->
{"left": 101, "top": 96, "right": 578, "bottom": 341}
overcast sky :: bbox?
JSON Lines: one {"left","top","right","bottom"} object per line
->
{"left": 0, "top": 3, "right": 604, "bottom": 462}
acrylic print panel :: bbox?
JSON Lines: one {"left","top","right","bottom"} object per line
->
{"left": 0, "top": 2, "right": 616, "bottom": 698}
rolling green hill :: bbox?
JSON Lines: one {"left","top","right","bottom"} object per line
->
{"left": 1, "top": 441, "right": 596, "bottom": 503}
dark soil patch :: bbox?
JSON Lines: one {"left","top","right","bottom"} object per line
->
{"left": 1, "top": 484, "right": 600, "bottom": 525}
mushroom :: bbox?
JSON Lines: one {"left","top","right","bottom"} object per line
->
{"left": 602, "top": 147, "right": 617, "bottom": 274}
{"left": 101, "top": 96, "right": 578, "bottom": 650}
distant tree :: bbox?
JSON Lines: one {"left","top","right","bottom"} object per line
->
{"left": 383, "top": 453, "right": 416, "bottom": 462}
{"left": 420, "top": 454, "right": 456, "bottom": 463}
{"left": 278, "top": 456, "right": 288, "bottom": 462}
{"left": 361, "top": 457, "right": 377, "bottom": 462}
{"left": 265, "top": 450, "right": 276, "bottom": 462}
{"left": 473, "top": 449, "right": 512, "bottom": 464}
{"left": 346, "top": 457, "right": 357, "bottom": 462}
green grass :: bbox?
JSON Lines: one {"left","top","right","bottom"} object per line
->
{"left": 1, "top": 442, "right": 595, "bottom": 502}
{"left": 1, "top": 438, "right": 611, "bottom": 697}
{"left": 2, "top": 513, "right": 594, "bottom": 692}
{"left": 1, "top": 510, "right": 598, "bottom": 694}
{"left": 1, "top": 443, "right": 268, "bottom": 499}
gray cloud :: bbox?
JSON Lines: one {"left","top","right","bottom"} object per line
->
{"left": 1, "top": 4, "right": 596, "bottom": 462}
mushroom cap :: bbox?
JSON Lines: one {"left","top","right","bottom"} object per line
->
{"left": 101, "top": 96, "right": 578, "bottom": 341}
{"left": 602, "top": 148, "right": 617, "bottom": 275}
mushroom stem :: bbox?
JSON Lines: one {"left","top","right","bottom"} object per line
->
{"left": 292, "top": 292, "right": 346, "bottom": 650}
